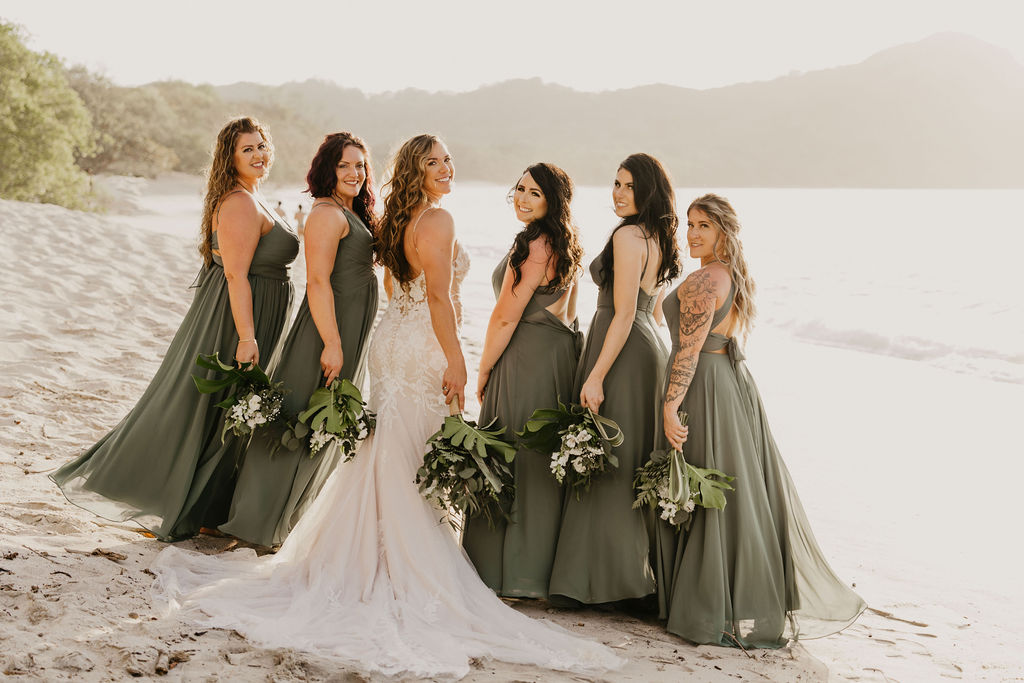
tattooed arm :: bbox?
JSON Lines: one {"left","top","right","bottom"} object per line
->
{"left": 663, "top": 267, "right": 727, "bottom": 449}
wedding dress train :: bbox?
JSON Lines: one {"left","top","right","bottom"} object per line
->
{"left": 151, "top": 244, "right": 622, "bottom": 679}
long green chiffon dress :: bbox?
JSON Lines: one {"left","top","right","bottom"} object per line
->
{"left": 50, "top": 211, "right": 299, "bottom": 541}
{"left": 656, "top": 280, "right": 866, "bottom": 648}
{"left": 50, "top": 210, "right": 299, "bottom": 540}
{"left": 219, "top": 207, "right": 378, "bottom": 547}
{"left": 462, "top": 252, "right": 581, "bottom": 597}
{"left": 548, "top": 235, "right": 667, "bottom": 604}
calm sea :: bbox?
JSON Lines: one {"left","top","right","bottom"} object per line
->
{"left": 135, "top": 181, "right": 1024, "bottom": 385}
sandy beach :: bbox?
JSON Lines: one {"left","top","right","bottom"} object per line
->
{"left": 1, "top": 176, "right": 1023, "bottom": 681}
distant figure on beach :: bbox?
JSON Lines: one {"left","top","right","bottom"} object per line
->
{"left": 49, "top": 117, "right": 298, "bottom": 541}
{"left": 656, "top": 193, "right": 865, "bottom": 648}
{"left": 294, "top": 203, "right": 306, "bottom": 237}
{"left": 548, "top": 153, "right": 680, "bottom": 607}
{"left": 218, "top": 132, "right": 379, "bottom": 548}
{"left": 274, "top": 200, "right": 286, "bottom": 219}
{"left": 463, "top": 162, "right": 583, "bottom": 598}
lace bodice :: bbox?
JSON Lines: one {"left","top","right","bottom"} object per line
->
{"left": 391, "top": 242, "right": 471, "bottom": 322}
{"left": 370, "top": 243, "right": 471, "bottom": 417}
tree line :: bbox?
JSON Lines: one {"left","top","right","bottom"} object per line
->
{"left": 3, "top": 21, "right": 1021, "bottom": 211}
{"left": 1, "top": 21, "right": 323, "bottom": 209}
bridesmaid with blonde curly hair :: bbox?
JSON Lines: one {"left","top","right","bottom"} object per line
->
{"left": 657, "top": 193, "right": 865, "bottom": 648}
{"left": 51, "top": 116, "right": 298, "bottom": 541}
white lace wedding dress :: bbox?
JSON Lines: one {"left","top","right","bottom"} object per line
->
{"left": 151, "top": 244, "right": 623, "bottom": 679}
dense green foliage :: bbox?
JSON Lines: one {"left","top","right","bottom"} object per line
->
{"left": 64, "top": 71, "right": 320, "bottom": 181}
{"left": 0, "top": 22, "right": 94, "bottom": 207}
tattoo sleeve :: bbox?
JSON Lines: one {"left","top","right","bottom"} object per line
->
{"left": 665, "top": 271, "right": 717, "bottom": 405}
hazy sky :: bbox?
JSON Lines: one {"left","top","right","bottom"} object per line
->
{"left": 2, "top": 0, "right": 1022, "bottom": 92}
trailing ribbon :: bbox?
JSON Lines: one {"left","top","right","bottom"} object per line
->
{"left": 704, "top": 333, "right": 746, "bottom": 369}
{"left": 585, "top": 407, "right": 624, "bottom": 447}
{"left": 188, "top": 263, "right": 218, "bottom": 290}
{"left": 667, "top": 448, "right": 689, "bottom": 503}
{"left": 724, "top": 336, "right": 746, "bottom": 367}
{"left": 666, "top": 413, "right": 690, "bottom": 503}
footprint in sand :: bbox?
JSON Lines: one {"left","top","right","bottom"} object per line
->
{"left": 12, "top": 512, "right": 88, "bottom": 534}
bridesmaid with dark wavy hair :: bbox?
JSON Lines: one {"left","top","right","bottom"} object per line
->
{"left": 463, "top": 162, "right": 584, "bottom": 598}
{"left": 219, "top": 131, "right": 380, "bottom": 547}
{"left": 548, "top": 152, "right": 681, "bottom": 605}
{"left": 50, "top": 116, "right": 298, "bottom": 541}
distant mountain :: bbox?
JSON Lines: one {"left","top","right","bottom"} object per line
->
{"left": 215, "top": 33, "right": 1024, "bottom": 187}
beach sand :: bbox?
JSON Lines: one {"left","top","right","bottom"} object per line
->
{"left": 1, "top": 177, "right": 1022, "bottom": 681}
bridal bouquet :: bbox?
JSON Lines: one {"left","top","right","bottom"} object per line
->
{"left": 416, "top": 414, "right": 517, "bottom": 529}
{"left": 518, "top": 401, "right": 624, "bottom": 498}
{"left": 633, "top": 412, "right": 735, "bottom": 531}
{"left": 193, "top": 352, "right": 286, "bottom": 442}
{"left": 286, "top": 378, "right": 375, "bottom": 460}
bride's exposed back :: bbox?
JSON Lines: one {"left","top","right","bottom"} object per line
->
{"left": 151, "top": 134, "right": 623, "bottom": 680}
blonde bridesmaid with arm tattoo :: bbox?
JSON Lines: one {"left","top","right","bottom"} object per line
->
{"left": 658, "top": 193, "right": 865, "bottom": 648}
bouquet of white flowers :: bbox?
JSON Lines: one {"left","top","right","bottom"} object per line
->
{"left": 284, "top": 378, "right": 375, "bottom": 461}
{"left": 193, "top": 352, "right": 286, "bottom": 442}
{"left": 518, "top": 401, "right": 624, "bottom": 498}
{"left": 416, "top": 414, "right": 516, "bottom": 530}
{"left": 633, "top": 412, "right": 735, "bottom": 531}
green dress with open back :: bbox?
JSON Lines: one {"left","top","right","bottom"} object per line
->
{"left": 50, "top": 199, "right": 298, "bottom": 541}
{"left": 655, "top": 279, "right": 865, "bottom": 648}
{"left": 462, "top": 251, "right": 582, "bottom": 597}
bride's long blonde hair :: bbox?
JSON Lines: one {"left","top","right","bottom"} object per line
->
{"left": 687, "top": 193, "right": 757, "bottom": 341}
{"left": 376, "top": 134, "right": 441, "bottom": 289}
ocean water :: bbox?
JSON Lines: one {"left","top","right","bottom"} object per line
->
{"left": 402, "top": 183, "right": 1024, "bottom": 386}
{"left": 133, "top": 180, "right": 1024, "bottom": 385}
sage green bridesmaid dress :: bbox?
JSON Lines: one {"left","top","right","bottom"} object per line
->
{"left": 50, "top": 208, "right": 298, "bottom": 541}
{"left": 462, "top": 252, "right": 581, "bottom": 597}
{"left": 548, "top": 233, "right": 667, "bottom": 604}
{"left": 219, "top": 207, "right": 378, "bottom": 547}
{"left": 657, "top": 280, "right": 865, "bottom": 648}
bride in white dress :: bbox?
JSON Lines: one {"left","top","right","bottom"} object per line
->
{"left": 151, "top": 135, "right": 623, "bottom": 679}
